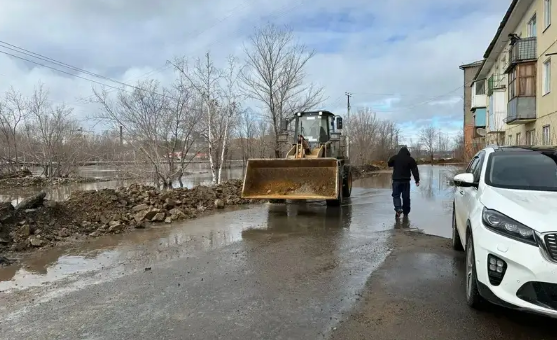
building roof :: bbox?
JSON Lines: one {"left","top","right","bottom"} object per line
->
{"left": 473, "top": 0, "right": 534, "bottom": 80}
{"left": 458, "top": 60, "right": 484, "bottom": 70}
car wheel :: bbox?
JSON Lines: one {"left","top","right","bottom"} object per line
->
{"left": 452, "top": 204, "right": 464, "bottom": 251}
{"left": 465, "top": 232, "right": 484, "bottom": 309}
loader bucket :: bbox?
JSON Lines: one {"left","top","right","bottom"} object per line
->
{"left": 241, "top": 158, "right": 340, "bottom": 200}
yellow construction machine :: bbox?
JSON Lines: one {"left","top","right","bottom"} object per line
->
{"left": 241, "top": 110, "right": 353, "bottom": 206}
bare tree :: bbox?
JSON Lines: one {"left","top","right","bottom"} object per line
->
{"left": 170, "top": 53, "right": 241, "bottom": 184}
{"left": 437, "top": 132, "right": 450, "bottom": 154}
{"left": 452, "top": 132, "right": 465, "bottom": 161}
{"left": 240, "top": 23, "right": 324, "bottom": 157}
{"left": 419, "top": 125, "right": 438, "bottom": 164}
{"left": 350, "top": 107, "right": 378, "bottom": 165}
{"left": 91, "top": 78, "right": 199, "bottom": 188}
{"left": 0, "top": 87, "right": 28, "bottom": 170}
{"left": 345, "top": 107, "right": 399, "bottom": 165}
{"left": 24, "top": 84, "right": 83, "bottom": 177}
{"left": 236, "top": 108, "right": 257, "bottom": 168}
{"left": 217, "top": 55, "right": 242, "bottom": 183}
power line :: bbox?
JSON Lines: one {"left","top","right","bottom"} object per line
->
{"left": 0, "top": 42, "right": 166, "bottom": 97}
{"left": 0, "top": 0, "right": 310, "bottom": 107}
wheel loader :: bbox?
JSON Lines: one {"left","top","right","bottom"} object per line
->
{"left": 241, "top": 110, "right": 352, "bottom": 206}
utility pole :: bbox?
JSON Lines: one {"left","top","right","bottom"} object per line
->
{"left": 345, "top": 92, "right": 352, "bottom": 161}
{"left": 119, "top": 125, "right": 123, "bottom": 146}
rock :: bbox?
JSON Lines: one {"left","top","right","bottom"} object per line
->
{"left": 134, "top": 210, "right": 158, "bottom": 223}
{"left": 169, "top": 208, "right": 186, "bottom": 219}
{"left": 214, "top": 199, "right": 225, "bottom": 209}
{"left": 134, "top": 221, "right": 146, "bottom": 229}
{"left": 19, "top": 224, "right": 30, "bottom": 237}
{"left": 164, "top": 217, "right": 172, "bottom": 223}
{"left": 0, "top": 255, "right": 15, "bottom": 266}
{"left": 151, "top": 212, "right": 165, "bottom": 222}
{"left": 108, "top": 221, "right": 122, "bottom": 232}
{"left": 28, "top": 236, "right": 43, "bottom": 247}
{"left": 0, "top": 202, "right": 14, "bottom": 222}
{"left": 16, "top": 192, "right": 47, "bottom": 210}
{"left": 58, "top": 228, "right": 70, "bottom": 237}
{"left": 131, "top": 204, "right": 150, "bottom": 212}
{"left": 108, "top": 220, "right": 121, "bottom": 228}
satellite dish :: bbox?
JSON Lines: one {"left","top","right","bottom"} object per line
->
{"left": 476, "top": 128, "right": 487, "bottom": 137}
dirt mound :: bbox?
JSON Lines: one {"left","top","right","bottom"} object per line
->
{"left": 351, "top": 164, "right": 381, "bottom": 179}
{"left": 0, "top": 180, "right": 253, "bottom": 253}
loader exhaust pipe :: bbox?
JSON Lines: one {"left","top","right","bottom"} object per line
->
{"left": 241, "top": 158, "right": 340, "bottom": 200}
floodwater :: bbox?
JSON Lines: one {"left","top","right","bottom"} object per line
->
{"left": 0, "top": 165, "right": 457, "bottom": 294}
{"left": 0, "top": 163, "right": 245, "bottom": 204}
{"left": 2, "top": 164, "right": 554, "bottom": 340}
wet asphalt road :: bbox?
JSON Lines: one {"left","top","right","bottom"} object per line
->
{"left": 1, "top": 165, "right": 556, "bottom": 339}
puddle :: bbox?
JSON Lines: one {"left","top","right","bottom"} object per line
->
{"left": 0, "top": 165, "right": 456, "bottom": 295}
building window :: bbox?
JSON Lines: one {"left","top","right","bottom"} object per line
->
{"left": 475, "top": 80, "right": 485, "bottom": 95}
{"left": 545, "top": 0, "right": 552, "bottom": 29}
{"left": 526, "top": 129, "right": 536, "bottom": 145}
{"left": 508, "top": 134, "right": 513, "bottom": 145}
{"left": 508, "top": 64, "right": 536, "bottom": 100}
{"left": 528, "top": 14, "right": 537, "bottom": 37}
{"left": 516, "top": 132, "right": 522, "bottom": 145}
{"left": 543, "top": 59, "right": 551, "bottom": 95}
{"left": 543, "top": 125, "right": 551, "bottom": 145}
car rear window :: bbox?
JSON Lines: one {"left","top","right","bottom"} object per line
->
{"left": 486, "top": 152, "right": 557, "bottom": 191}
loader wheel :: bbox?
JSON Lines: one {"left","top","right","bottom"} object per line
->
{"left": 342, "top": 170, "right": 352, "bottom": 198}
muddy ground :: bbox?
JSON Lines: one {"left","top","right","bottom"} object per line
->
{"left": 0, "top": 180, "right": 253, "bottom": 254}
{"left": 0, "top": 165, "right": 383, "bottom": 255}
{"left": 1, "top": 165, "right": 555, "bottom": 339}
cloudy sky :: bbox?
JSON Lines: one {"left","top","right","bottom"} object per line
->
{"left": 0, "top": 0, "right": 511, "bottom": 144}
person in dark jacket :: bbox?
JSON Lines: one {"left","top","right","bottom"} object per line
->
{"left": 388, "top": 146, "right": 420, "bottom": 218}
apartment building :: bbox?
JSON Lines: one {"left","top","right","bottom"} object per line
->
{"left": 459, "top": 60, "right": 484, "bottom": 159}
{"left": 472, "top": 0, "right": 556, "bottom": 146}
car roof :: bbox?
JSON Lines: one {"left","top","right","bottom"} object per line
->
{"left": 489, "top": 145, "right": 557, "bottom": 152}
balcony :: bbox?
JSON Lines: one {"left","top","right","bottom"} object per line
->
{"left": 506, "top": 97, "right": 536, "bottom": 124}
{"left": 471, "top": 80, "right": 487, "bottom": 109}
{"left": 487, "top": 74, "right": 506, "bottom": 96}
{"left": 504, "top": 37, "right": 537, "bottom": 73}
{"left": 488, "top": 91, "right": 506, "bottom": 132}
{"left": 473, "top": 108, "right": 486, "bottom": 127}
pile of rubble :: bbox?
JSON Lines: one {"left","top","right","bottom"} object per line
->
{"left": 351, "top": 164, "right": 382, "bottom": 179}
{"left": 0, "top": 180, "right": 253, "bottom": 252}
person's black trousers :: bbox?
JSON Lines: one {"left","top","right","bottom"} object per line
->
{"left": 392, "top": 180, "right": 411, "bottom": 214}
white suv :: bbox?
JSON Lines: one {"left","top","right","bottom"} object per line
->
{"left": 452, "top": 145, "right": 557, "bottom": 317}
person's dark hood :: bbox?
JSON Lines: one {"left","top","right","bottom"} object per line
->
{"left": 397, "top": 146, "right": 410, "bottom": 156}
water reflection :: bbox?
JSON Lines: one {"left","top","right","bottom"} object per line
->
{"left": 0, "top": 205, "right": 258, "bottom": 292}
{"left": 0, "top": 165, "right": 461, "bottom": 294}
{"left": 0, "top": 166, "right": 243, "bottom": 205}
{"left": 242, "top": 202, "right": 353, "bottom": 238}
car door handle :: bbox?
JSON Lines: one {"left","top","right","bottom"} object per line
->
{"left": 459, "top": 190, "right": 464, "bottom": 195}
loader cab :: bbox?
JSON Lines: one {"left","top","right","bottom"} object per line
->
{"left": 280, "top": 110, "right": 345, "bottom": 159}
{"left": 285, "top": 111, "right": 341, "bottom": 142}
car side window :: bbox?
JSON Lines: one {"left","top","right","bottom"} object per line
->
{"left": 466, "top": 157, "right": 479, "bottom": 174}
{"left": 472, "top": 152, "right": 486, "bottom": 182}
